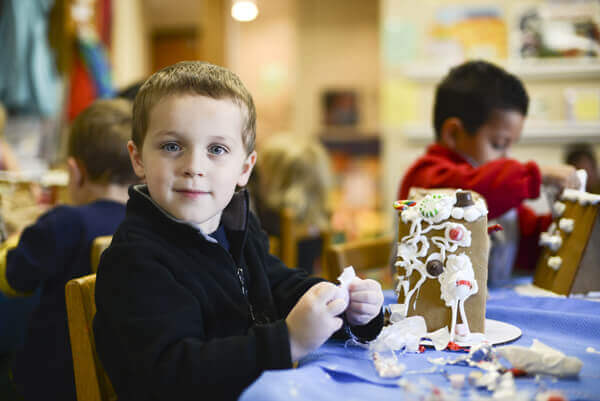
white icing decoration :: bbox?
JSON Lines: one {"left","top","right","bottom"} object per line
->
{"left": 576, "top": 169, "right": 587, "bottom": 192}
{"left": 548, "top": 256, "right": 562, "bottom": 271}
{"left": 561, "top": 189, "right": 600, "bottom": 205}
{"left": 373, "top": 353, "right": 406, "bottom": 378}
{"left": 558, "top": 218, "right": 574, "bottom": 233}
{"left": 451, "top": 207, "right": 464, "bottom": 219}
{"left": 539, "top": 232, "right": 562, "bottom": 252}
{"left": 416, "top": 194, "right": 454, "bottom": 223}
{"left": 439, "top": 253, "right": 478, "bottom": 342}
{"left": 553, "top": 201, "right": 566, "bottom": 217}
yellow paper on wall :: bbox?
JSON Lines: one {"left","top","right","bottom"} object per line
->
{"left": 574, "top": 92, "right": 600, "bottom": 121}
{"left": 381, "top": 78, "right": 418, "bottom": 127}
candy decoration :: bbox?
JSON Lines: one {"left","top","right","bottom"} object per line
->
{"left": 449, "top": 227, "right": 464, "bottom": 241}
{"left": 426, "top": 260, "right": 444, "bottom": 276}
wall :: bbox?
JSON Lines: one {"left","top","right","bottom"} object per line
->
{"left": 111, "top": 0, "right": 151, "bottom": 89}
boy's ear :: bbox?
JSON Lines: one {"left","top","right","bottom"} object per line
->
{"left": 127, "top": 140, "right": 146, "bottom": 179}
{"left": 237, "top": 150, "right": 257, "bottom": 187}
{"left": 67, "top": 157, "right": 84, "bottom": 187}
{"left": 439, "top": 117, "right": 464, "bottom": 150}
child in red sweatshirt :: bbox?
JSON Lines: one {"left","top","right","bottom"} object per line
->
{"left": 399, "top": 60, "right": 580, "bottom": 283}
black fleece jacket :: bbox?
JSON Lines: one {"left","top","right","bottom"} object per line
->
{"left": 93, "top": 185, "right": 383, "bottom": 401}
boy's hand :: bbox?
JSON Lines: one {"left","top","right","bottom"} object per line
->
{"left": 540, "top": 165, "right": 581, "bottom": 191}
{"left": 286, "top": 282, "right": 347, "bottom": 362}
{"left": 345, "top": 278, "right": 384, "bottom": 327}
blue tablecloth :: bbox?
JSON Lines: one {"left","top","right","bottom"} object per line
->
{"left": 240, "top": 279, "right": 600, "bottom": 401}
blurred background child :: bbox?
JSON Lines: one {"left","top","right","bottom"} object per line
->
{"left": 398, "top": 60, "right": 580, "bottom": 285}
{"left": 0, "top": 98, "right": 138, "bottom": 401}
{"left": 565, "top": 143, "right": 600, "bottom": 193}
{"left": 250, "top": 134, "right": 332, "bottom": 275}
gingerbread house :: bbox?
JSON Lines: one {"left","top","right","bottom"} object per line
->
{"left": 534, "top": 189, "right": 600, "bottom": 296}
{"left": 394, "top": 189, "right": 490, "bottom": 342}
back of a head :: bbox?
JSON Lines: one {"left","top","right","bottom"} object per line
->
{"left": 433, "top": 60, "right": 529, "bottom": 139}
{"left": 565, "top": 143, "right": 597, "bottom": 169}
{"left": 68, "top": 98, "right": 137, "bottom": 185}
{"left": 132, "top": 61, "right": 256, "bottom": 154}
{"left": 258, "top": 135, "right": 332, "bottom": 228}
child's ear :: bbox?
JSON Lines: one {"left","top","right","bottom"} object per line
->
{"left": 439, "top": 118, "right": 464, "bottom": 150}
{"left": 67, "top": 157, "right": 84, "bottom": 187}
{"left": 237, "top": 150, "right": 257, "bottom": 187}
{"left": 127, "top": 140, "right": 146, "bottom": 179}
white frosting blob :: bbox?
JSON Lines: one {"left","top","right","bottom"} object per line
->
{"left": 444, "top": 223, "right": 472, "bottom": 247}
{"left": 548, "top": 256, "right": 562, "bottom": 271}
{"left": 539, "top": 232, "right": 562, "bottom": 252}
{"left": 439, "top": 253, "right": 478, "bottom": 307}
{"left": 451, "top": 207, "right": 465, "bottom": 219}
{"left": 561, "top": 189, "right": 600, "bottom": 205}
{"left": 558, "top": 218, "right": 574, "bottom": 233}
{"left": 553, "top": 201, "right": 566, "bottom": 217}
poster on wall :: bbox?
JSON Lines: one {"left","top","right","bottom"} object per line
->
{"left": 427, "top": 5, "right": 507, "bottom": 64}
{"left": 513, "top": 0, "right": 600, "bottom": 59}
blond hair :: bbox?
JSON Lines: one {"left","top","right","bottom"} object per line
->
{"left": 256, "top": 135, "right": 332, "bottom": 229}
{"left": 68, "top": 98, "right": 137, "bottom": 185}
{"left": 132, "top": 61, "right": 256, "bottom": 154}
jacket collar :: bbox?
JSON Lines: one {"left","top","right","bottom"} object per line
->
{"left": 128, "top": 184, "right": 250, "bottom": 241}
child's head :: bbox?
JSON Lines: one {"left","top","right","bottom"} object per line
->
{"left": 67, "top": 98, "right": 137, "bottom": 203}
{"left": 128, "top": 61, "right": 257, "bottom": 233}
{"left": 255, "top": 134, "right": 332, "bottom": 229}
{"left": 565, "top": 143, "right": 599, "bottom": 191}
{"left": 433, "top": 60, "right": 529, "bottom": 165}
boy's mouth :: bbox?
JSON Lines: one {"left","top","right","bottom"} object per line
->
{"left": 174, "top": 189, "right": 210, "bottom": 197}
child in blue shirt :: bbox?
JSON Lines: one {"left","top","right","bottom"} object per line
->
{"left": 0, "top": 98, "right": 139, "bottom": 401}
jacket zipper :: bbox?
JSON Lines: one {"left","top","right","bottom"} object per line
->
{"left": 236, "top": 266, "right": 256, "bottom": 322}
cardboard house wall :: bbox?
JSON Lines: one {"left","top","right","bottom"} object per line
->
{"left": 534, "top": 190, "right": 600, "bottom": 296}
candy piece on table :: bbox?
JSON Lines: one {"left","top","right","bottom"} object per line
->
{"left": 372, "top": 352, "right": 406, "bottom": 378}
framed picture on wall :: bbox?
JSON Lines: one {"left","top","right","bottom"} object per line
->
{"left": 322, "top": 90, "right": 359, "bottom": 127}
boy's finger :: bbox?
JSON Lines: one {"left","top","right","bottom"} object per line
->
{"left": 347, "top": 302, "right": 379, "bottom": 316}
{"left": 326, "top": 298, "right": 348, "bottom": 316}
{"left": 349, "top": 291, "right": 382, "bottom": 304}
{"left": 312, "top": 282, "right": 341, "bottom": 302}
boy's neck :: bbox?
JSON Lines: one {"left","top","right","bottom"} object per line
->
{"left": 75, "top": 182, "right": 130, "bottom": 205}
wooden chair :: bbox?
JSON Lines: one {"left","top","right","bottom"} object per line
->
{"left": 324, "top": 235, "right": 394, "bottom": 284}
{"left": 272, "top": 208, "right": 332, "bottom": 273}
{"left": 65, "top": 274, "right": 116, "bottom": 401}
{"left": 90, "top": 236, "right": 112, "bottom": 273}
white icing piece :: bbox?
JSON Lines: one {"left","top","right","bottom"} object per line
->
{"left": 498, "top": 339, "right": 583, "bottom": 377}
{"left": 547, "top": 256, "right": 562, "bottom": 271}
{"left": 444, "top": 223, "right": 471, "bottom": 247}
{"left": 558, "top": 218, "right": 574, "bottom": 233}
{"left": 438, "top": 253, "right": 478, "bottom": 342}
{"left": 372, "top": 353, "right": 406, "bottom": 378}
{"left": 427, "top": 327, "right": 451, "bottom": 351}
{"left": 451, "top": 207, "right": 464, "bottom": 219}
{"left": 369, "top": 315, "right": 427, "bottom": 353}
{"left": 576, "top": 169, "right": 588, "bottom": 192}
{"left": 553, "top": 201, "right": 566, "bottom": 217}
{"left": 561, "top": 188, "right": 600, "bottom": 205}
{"left": 449, "top": 373, "right": 465, "bottom": 389}
{"left": 539, "top": 232, "right": 562, "bottom": 252}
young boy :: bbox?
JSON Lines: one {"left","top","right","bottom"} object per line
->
{"left": 93, "top": 61, "right": 384, "bottom": 401}
{"left": 398, "top": 60, "right": 580, "bottom": 282}
{"left": 0, "top": 98, "right": 138, "bottom": 401}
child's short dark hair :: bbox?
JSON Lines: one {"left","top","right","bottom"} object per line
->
{"left": 433, "top": 60, "right": 529, "bottom": 140}
{"left": 68, "top": 98, "right": 137, "bottom": 185}
{"left": 132, "top": 61, "right": 256, "bottom": 154}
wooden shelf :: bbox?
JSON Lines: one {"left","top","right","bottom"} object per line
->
{"left": 397, "top": 59, "right": 600, "bottom": 83}
{"left": 401, "top": 121, "right": 600, "bottom": 144}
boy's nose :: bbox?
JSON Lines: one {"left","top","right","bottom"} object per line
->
{"left": 182, "top": 151, "right": 206, "bottom": 177}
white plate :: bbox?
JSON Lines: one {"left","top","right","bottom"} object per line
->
{"left": 421, "top": 319, "right": 522, "bottom": 348}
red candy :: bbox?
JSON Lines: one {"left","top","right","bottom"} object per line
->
{"left": 449, "top": 227, "right": 463, "bottom": 241}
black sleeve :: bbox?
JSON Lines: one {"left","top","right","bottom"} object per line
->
{"left": 94, "top": 242, "right": 293, "bottom": 401}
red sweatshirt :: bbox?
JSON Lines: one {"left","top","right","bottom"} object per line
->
{"left": 398, "top": 143, "right": 551, "bottom": 270}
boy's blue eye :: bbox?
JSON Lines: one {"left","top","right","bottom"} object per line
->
{"left": 208, "top": 144, "right": 228, "bottom": 155}
{"left": 162, "top": 142, "right": 181, "bottom": 152}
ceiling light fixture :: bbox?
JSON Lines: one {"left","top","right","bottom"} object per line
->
{"left": 231, "top": 0, "right": 258, "bottom": 22}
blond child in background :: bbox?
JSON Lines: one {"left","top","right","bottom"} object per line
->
{"left": 250, "top": 134, "right": 332, "bottom": 274}
{"left": 0, "top": 98, "right": 138, "bottom": 401}
{"left": 93, "top": 61, "right": 384, "bottom": 401}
